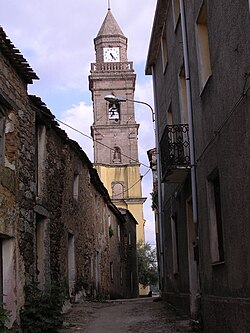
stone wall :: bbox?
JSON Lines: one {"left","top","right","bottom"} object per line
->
{"left": 0, "top": 28, "right": 138, "bottom": 331}
{"left": 0, "top": 40, "right": 37, "bottom": 328}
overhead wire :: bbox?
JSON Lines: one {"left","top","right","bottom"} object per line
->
{"left": 112, "top": 168, "right": 151, "bottom": 198}
{"left": 38, "top": 109, "right": 151, "bottom": 170}
{"left": 35, "top": 105, "right": 153, "bottom": 198}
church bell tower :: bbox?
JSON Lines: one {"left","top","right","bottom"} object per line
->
{"left": 89, "top": 8, "right": 146, "bottom": 241}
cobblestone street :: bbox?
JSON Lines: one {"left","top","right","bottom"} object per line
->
{"left": 59, "top": 297, "right": 199, "bottom": 333}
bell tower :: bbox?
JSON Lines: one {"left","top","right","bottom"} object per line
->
{"left": 89, "top": 9, "right": 146, "bottom": 241}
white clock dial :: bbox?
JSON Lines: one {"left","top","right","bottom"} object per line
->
{"left": 103, "top": 47, "right": 120, "bottom": 62}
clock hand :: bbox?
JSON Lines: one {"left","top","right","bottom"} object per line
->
{"left": 110, "top": 52, "right": 116, "bottom": 60}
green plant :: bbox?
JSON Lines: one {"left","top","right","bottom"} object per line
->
{"left": 0, "top": 303, "right": 10, "bottom": 332}
{"left": 137, "top": 240, "right": 158, "bottom": 287}
{"left": 151, "top": 190, "right": 158, "bottom": 210}
{"left": 109, "top": 225, "right": 114, "bottom": 238}
{"left": 20, "top": 280, "right": 66, "bottom": 333}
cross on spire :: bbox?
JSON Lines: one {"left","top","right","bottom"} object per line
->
{"left": 108, "top": 0, "right": 111, "bottom": 10}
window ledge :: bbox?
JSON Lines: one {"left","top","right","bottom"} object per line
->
{"left": 211, "top": 260, "right": 225, "bottom": 267}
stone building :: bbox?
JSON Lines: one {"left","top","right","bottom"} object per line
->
{"left": 0, "top": 26, "right": 39, "bottom": 329}
{"left": 0, "top": 26, "right": 138, "bottom": 330}
{"left": 146, "top": 1, "right": 250, "bottom": 332}
{"left": 109, "top": 208, "right": 138, "bottom": 299}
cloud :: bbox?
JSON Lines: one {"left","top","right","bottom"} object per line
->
{"left": 0, "top": 0, "right": 157, "bottom": 242}
{"left": 0, "top": 0, "right": 156, "bottom": 95}
{"left": 59, "top": 101, "right": 94, "bottom": 161}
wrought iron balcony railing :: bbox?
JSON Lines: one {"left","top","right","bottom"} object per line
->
{"left": 160, "top": 124, "right": 190, "bottom": 182}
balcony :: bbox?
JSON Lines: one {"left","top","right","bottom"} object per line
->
{"left": 160, "top": 124, "right": 190, "bottom": 183}
{"left": 90, "top": 61, "right": 134, "bottom": 73}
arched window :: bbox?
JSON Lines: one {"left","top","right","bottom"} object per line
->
{"left": 113, "top": 146, "right": 121, "bottom": 163}
{"left": 112, "top": 182, "right": 124, "bottom": 199}
{"left": 108, "top": 102, "right": 120, "bottom": 121}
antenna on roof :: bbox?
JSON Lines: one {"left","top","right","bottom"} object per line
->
{"left": 108, "top": 0, "right": 111, "bottom": 10}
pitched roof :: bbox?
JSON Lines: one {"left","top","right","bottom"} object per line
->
{"left": 96, "top": 9, "right": 125, "bottom": 38}
{"left": 0, "top": 26, "right": 39, "bottom": 84}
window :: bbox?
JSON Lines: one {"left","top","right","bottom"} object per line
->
{"left": 171, "top": 215, "right": 179, "bottom": 274}
{"left": 108, "top": 102, "right": 120, "bottom": 121}
{"left": 196, "top": 2, "right": 212, "bottom": 92}
{"left": 112, "top": 182, "right": 124, "bottom": 199}
{"left": 172, "top": 0, "right": 180, "bottom": 29}
{"left": 113, "top": 146, "right": 121, "bottom": 163}
{"left": 73, "top": 173, "right": 79, "bottom": 201}
{"left": 0, "top": 236, "right": 14, "bottom": 305}
{"left": 0, "top": 108, "right": 6, "bottom": 166}
{"left": 161, "top": 24, "right": 168, "bottom": 72}
{"left": 207, "top": 169, "right": 224, "bottom": 264}
{"left": 36, "top": 124, "right": 46, "bottom": 197}
{"left": 178, "top": 65, "right": 188, "bottom": 124}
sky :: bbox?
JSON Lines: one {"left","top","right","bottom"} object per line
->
{"left": 0, "top": 0, "right": 157, "bottom": 246}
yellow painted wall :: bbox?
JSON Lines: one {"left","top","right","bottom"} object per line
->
{"left": 95, "top": 164, "right": 145, "bottom": 242}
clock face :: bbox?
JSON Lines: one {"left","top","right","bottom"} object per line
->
{"left": 103, "top": 47, "right": 120, "bottom": 62}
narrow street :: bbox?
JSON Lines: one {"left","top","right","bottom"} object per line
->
{"left": 59, "top": 297, "right": 199, "bottom": 333}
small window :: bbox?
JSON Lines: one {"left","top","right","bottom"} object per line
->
{"left": 161, "top": 24, "right": 168, "bottom": 72}
{"left": 196, "top": 2, "right": 212, "bottom": 92}
{"left": 73, "top": 173, "right": 79, "bottom": 201}
{"left": 207, "top": 169, "right": 224, "bottom": 264}
{"left": 172, "top": 0, "right": 180, "bottom": 30}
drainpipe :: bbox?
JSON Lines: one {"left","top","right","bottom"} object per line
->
{"left": 151, "top": 66, "right": 165, "bottom": 288}
{"left": 180, "top": 0, "right": 198, "bottom": 227}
